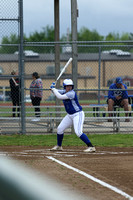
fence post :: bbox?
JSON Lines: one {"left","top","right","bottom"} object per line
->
{"left": 19, "top": 0, "right": 26, "bottom": 134}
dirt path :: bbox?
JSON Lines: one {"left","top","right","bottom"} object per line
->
{"left": 0, "top": 146, "right": 133, "bottom": 200}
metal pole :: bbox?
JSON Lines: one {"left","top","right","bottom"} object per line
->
{"left": 19, "top": 0, "right": 26, "bottom": 134}
{"left": 71, "top": 0, "right": 78, "bottom": 133}
{"left": 54, "top": 0, "right": 61, "bottom": 124}
{"left": 71, "top": 0, "right": 78, "bottom": 90}
{"left": 98, "top": 46, "right": 101, "bottom": 104}
{"left": 54, "top": 0, "right": 60, "bottom": 87}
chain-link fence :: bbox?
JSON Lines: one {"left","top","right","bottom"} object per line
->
{"left": 0, "top": 1, "right": 133, "bottom": 134}
{"left": 1, "top": 41, "right": 133, "bottom": 134}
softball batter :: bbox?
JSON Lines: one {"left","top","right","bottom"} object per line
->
{"left": 50, "top": 79, "right": 96, "bottom": 153}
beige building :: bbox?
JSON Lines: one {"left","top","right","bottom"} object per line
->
{"left": 0, "top": 53, "right": 133, "bottom": 100}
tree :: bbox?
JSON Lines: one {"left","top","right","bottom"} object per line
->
{"left": 0, "top": 26, "right": 133, "bottom": 54}
{"left": 27, "top": 25, "right": 54, "bottom": 42}
{"left": 78, "top": 27, "right": 103, "bottom": 41}
{"left": 105, "top": 32, "right": 120, "bottom": 41}
{"left": 0, "top": 34, "right": 19, "bottom": 53}
{"left": 77, "top": 27, "right": 104, "bottom": 53}
{"left": 0, "top": 26, "right": 55, "bottom": 54}
{"left": 120, "top": 32, "right": 130, "bottom": 41}
{"left": 25, "top": 25, "right": 55, "bottom": 53}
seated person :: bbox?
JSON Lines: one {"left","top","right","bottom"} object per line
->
{"left": 108, "top": 77, "right": 129, "bottom": 122}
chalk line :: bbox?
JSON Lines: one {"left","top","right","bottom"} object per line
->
{"left": 47, "top": 156, "right": 133, "bottom": 200}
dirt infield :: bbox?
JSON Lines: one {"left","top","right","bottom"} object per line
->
{"left": 0, "top": 146, "right": 133, "bottom": 200}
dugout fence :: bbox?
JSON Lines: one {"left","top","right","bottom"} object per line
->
{"left": 1, "top": 41, "right": 133, "bottom": 134}
{"left": 0, "top": 0, "right": 133, "bottom": 134}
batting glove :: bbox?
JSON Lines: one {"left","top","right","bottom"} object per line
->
{"left": 50, "top": 82, "right": 56, "bottom": 89}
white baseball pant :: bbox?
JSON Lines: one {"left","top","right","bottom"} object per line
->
{"left": 57, "top": 111, "right": 85, "bottom": 137}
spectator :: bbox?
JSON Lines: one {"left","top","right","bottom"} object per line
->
{"left": 108, "top": 77, "right": 129, "bottom": 122}
{"left": 30, "top": 72, "right": 43, "bottom": 121}
{"left": 9, "top": 69, "right": 21, "bottom": 117}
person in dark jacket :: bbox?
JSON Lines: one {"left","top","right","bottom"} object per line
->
{"left": 9, "top": 70, "right": 21, "bottom": 117}
{"left": 108, "top": 77, "right": 129, "bottom": 122}
{"left": 30, "top": 72, "right": 43, "bottom": 121}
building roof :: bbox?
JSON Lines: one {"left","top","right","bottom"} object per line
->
{"left": 0, "top": 53, "right": 133, "bottom": 62}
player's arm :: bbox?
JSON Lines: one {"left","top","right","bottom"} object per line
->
{"left": 116, "top": 84, "right": 127, "bottom": 100}
{"left": 121, "top": 84, "right": 128, "bottom": 98}
{"left": 52, "top": 88, "right": 69, "bottom": 100}
{"left": 120, "top": 84, "right": 125, "bottom": 90}
{"left": 108, "top": 85, "right": 116, "bottom": 100}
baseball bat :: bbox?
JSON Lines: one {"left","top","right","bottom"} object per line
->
{"left": 12, "top": 77, "right": 19, "bottom": 86}
{"left": 55, "top": 57, "right": 73, "bottom": 85}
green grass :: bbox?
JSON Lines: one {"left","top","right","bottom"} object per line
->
{"left": 0, "top": 104, "right": 126, "bottom": 117}
{"left": 0, "top": 98, "right": 128, "bottom": 118}
{"left": 0, "top": 134, "right": 133, "bottom": 147}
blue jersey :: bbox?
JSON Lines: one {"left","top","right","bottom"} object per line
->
{"left": 108, "top": 83, "right": 128, "bottom": 101}
{"left": 58, "top": 89, "right": 82, "bottom": 114}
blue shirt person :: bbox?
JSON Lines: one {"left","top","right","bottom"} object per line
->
{"left": 108, "top": 77, "right": 129, "bottom": 122}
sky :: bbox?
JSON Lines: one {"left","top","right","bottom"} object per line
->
{"left": 23, "top": 0, "right": 133, "bottom": 38}
{"left": 0, "top": 0, "right": 133, "bottom": 40}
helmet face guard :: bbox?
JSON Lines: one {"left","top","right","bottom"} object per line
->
{"left": 63, "top": 79, "right": 74, "bottom": 89}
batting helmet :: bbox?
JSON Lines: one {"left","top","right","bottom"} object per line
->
{"left": 63, "top": 79, "right": 74, "bottom": 89}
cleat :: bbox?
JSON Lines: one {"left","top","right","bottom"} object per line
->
{"left": 31, "top": 118, "right": 40, "bottom": 122}
{"left": 84, "top": 147, "right": 96, "bottom": 153}
{"left": 50, "top": 145, "right": 63, "bottom": 151}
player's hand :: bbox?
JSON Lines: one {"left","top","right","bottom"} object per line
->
{"left": 121, "top": 84, "right": 125, "bottom": 89}
{"left": 50, "top": 82, "right": 55, "bottom": 90}
{"left": 116, "top": 96, "right": 122, "bottom": 100}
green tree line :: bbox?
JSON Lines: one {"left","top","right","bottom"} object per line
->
{"left": 0, "top": 25, "right": 133, "bottom": 54}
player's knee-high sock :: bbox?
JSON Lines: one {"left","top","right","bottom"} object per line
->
{"left": 80, "top": 133, "right": 93, "bottom": 147}
{"left": 57, "top": 134, "right": 64, "bottom": 146}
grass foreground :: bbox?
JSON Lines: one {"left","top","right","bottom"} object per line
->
{"left": 0, "top": 134, "right": 133, "bottom": 147}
